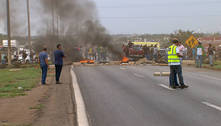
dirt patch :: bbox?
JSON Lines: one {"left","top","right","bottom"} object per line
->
{"left": 0, "top": 77, "right": 52, "bottom": 126}
{"left": 32, "top": 66, "right": 76, "bottom": 126}
{"left": 0, "top": 66, "right": 75, "bottom": 126}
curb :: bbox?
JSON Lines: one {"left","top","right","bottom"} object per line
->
{"left": 70, "top": 66, "right": 89, "bottom": 126}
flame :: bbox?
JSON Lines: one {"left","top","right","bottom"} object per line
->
{"left": 121, "top": 57, "right": 129, "bottom": 63}
{"left": 88, "top": 60, "right": 95, "bottom": 64}
{"left": 80, "top": 60, "right": 89, "bottom": 64}
{"left": 80, "top": 60, "right": 95, "bottom": 64}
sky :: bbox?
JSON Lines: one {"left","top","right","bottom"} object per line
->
{"left": 1, "top": 0, "right": 221, "bottom": 35}
{"left": 93, "top": 0, "right": 221, "bottom": 34}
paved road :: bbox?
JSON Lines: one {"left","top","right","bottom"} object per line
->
{"left": 74, "top": 65, "right": 221, "bottom": 126}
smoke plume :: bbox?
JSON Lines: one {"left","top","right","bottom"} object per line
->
{"left": 38, "top": 0, "right": 122, "bottom": 60}
{"left": 0, "top": 0, "right": 122, "bottom": 60}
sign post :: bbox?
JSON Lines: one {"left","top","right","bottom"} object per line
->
{"left": 185, "top": 35, "right": 199, "bottom": 48}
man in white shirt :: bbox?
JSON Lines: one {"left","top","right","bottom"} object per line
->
{"left": 196, "top": 42, "right": 204, "bottom": 68}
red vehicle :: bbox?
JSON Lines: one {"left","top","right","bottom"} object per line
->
{"left": 129, "top": 45, "right": 144, "bottom": 57}
{"left": 123, "top": 44, "right": 144, "bottom": 61}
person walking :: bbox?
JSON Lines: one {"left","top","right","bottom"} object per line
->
{"left": 54, "top": 44, "right": 65, "bottom": 84}
{"left": 142, "top": 45, "right": 148, "bottom": 60}
{"left": 153, "top": 45, "right": 158, "bottom": 62}
{"left": 168, "top": 39, "right": 188, "bottom": 89}
{"left": 150, "top": 45, "right": 154, "bottom": 60}
{"left": 208, "top": 44, "right": 214, "bottom": 66}
{"left": 196, "top": 42, "right": 204, "bottom": 68}
{"left": 192, "top": 48, "right": 196, "bottom": 60}
{"left": 39, "top": 48, "right": 48, "bottom": 85}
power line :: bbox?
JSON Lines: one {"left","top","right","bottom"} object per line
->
{"left": 97, "top": 1, "right": 221, "bottom": 9}
{"left": 99, "top": 15, "right": 221, "bottom": 19}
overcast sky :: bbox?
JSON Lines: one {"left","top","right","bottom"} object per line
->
{"left": 1, "top": 0, "right": 221, "bottom": 35}
{"left": 93, "top": 0, "right": 221, "bottom": 34}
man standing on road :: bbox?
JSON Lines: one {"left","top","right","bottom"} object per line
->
{"left": 208, "top": 44, "right": 214, "bottom": 67}
{"left": 196, "top": 42, "right": 204, "bottom": 68}
{"left": 153, "top": 45, "right": 158, "bottom": 62}
{"left": 168, "top": 39, "right": 188, "bottom": 89}
{"left": 173, "top": 41, "right": 185, "bottom": 87}
{"left": 54, "top": 44, "right": 65, "bottom": 84}
{"left": 39, "top": 48, "right": 48, "bottom": 85}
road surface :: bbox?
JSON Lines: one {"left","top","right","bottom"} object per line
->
{"left": 74, "top": 65, "right": 221, "bottom": 126}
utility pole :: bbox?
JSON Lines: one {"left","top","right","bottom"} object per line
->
{"left": 26, "top": 0, "right": 32, "bottom": 61}
{"left": 57, "top": 15, "right": 59, "bottom": 42}
{"left": 6, "top": 0, "right": 12, "bottom": 65}
{"left": 51, "top": 0, "right": 55, "bottom": 37}
{"left": 55, "top": 0, "right": 59, "bottom": 42}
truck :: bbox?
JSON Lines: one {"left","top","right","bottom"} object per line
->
{"left": 123, "top": 41, "right": 160, "bottom": 61}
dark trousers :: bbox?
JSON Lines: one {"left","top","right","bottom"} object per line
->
{"left": 41, "top": 65, "right": 48, "bottom": 84}
{"left": 55, "top": 65, "right": 63, "bottom": 82}
{"left": 169, "top": 65, "right": 184, "bottom": 87}
{"left": 170, "top": 74, "right": 179, "bottom": 86}
{"left": 196, "top": 55, "right": 203, "bottom": 68}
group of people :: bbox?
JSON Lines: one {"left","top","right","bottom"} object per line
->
{"left": 142, "top": 45, "right": 159, "bottom": 61}
{"left": 168, "top": 39, "right": 189, "bottom": 89}
{"left": 194, "top": 43, "right": 215, "bottom": 68}
{"left": 169, "top": 39, "right": 217, "bottom": 89}
{"left": 84, "top": 47, "right": 107, "bottom": 61}
{"left": 39, "top": 44, "right": 65, "bottom": 85}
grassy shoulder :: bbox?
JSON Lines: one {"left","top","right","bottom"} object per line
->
{"left": 0, "top": 67, "right": 41, "bottom": 98}
{"left": 203, "top": 60, "right": 221, "bottom": 70}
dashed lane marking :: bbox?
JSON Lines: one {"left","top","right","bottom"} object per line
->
{"left": 159, "top": 84, "right": 176, "bottom": 91}
{"left": 120, "top": 67, "right": 127, "bottom": 70}
{"left": 134, "top": 73, "right": 145, "bottom": 78}
{"left": 202, "top": 102, "right": 221, "bottom": 112}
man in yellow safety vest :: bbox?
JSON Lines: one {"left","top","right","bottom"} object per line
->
{"left": 168, "top": 39, "right": 189, "bottom": 89}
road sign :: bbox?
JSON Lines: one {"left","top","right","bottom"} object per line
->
{"left": 185, "top": 35, "right": 199, "bottom": 48}
{"left": 2, "top": 40, "right": 16, "bottom": 47}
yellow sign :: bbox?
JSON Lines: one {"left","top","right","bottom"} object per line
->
{"left": 132, "top": 42, "right": 160, "bottom": 49}
{"left": 185, "top": 35, "right": 199, "bottom": 48}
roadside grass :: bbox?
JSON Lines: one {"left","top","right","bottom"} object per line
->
{"left": 0, "top": 123, "right": 32, "bottom": 126}
{"left": 29, "top": 104, "right": 44, "bottom": 110}
{"left": 203, "top": 60, "right": 221, "bottom": 70}
{"left": 214, "top": 65, "right": 221, "bottom": 69}
{"left": 0, "top": 67, "right": 41, "bottom": 98}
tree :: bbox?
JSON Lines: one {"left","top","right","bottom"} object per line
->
{"left": 169, "top": 29, "right": 205, "bottom": 46}
{"left": 170, "top": 30, "right": 194, "bottom": 45}
{"left": 169, "top": 29, "right": 207, "bottom": 59}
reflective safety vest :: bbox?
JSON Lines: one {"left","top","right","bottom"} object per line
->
{"left": 168, "top": 45, "right": 180, "bottom": 65}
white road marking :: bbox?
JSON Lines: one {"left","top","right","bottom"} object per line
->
{"left": 187, "top": 73, "right": 221, "bottom": 81}
{"left": 71, "top": 66, "right": 89, "bottom": 126}
{"left": 199, "top": 74, "right": 221, "bottom": 81}
{"left": 202, "top": 101, "right": 221, "bottom": 111}
{"left": 134, "top": 73, "right": 145, "bottom": 78}
{"left": 120, "top": 67, "right": 127, "bottom": 70}
{"left": 159, "top": 84, "right": 175, "bottom": 91}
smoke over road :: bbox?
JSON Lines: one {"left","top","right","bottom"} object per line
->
{"left": 38, "top": 0, "right": 122, "bottom": 60}
{"left": 0, "top": 0, "right": 122, "bottom": 60}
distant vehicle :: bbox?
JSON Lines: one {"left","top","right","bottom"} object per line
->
{"left": 25, "top": 55, "right": 31, "bottom": 63}
{"left": 129, "top": 46, "right": 144, "bottom": 57}
{"left": 17, "top": 55, "right": 31, "bottom": 63}
{"left": 132, "top": 42, "right": 160, "bottom": 49}
{"left": 159, "top": 49, "right": 167, "bottom": 57}
{"left": 123, "top": 43, "right": 144, "bottom": 61}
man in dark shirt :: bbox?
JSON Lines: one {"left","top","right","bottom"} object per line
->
{"left": 54, "top": 44, "right": 65, "bottom": 84}
{"left": 39, "top": 48, "right": 48, "bottom": 85}
{"left": 208, "top": 44, "right": 214, "bottom": 66}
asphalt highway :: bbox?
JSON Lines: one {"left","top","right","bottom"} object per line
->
{"left": 74, "top": 65, "right": 221, "bottom": 126}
